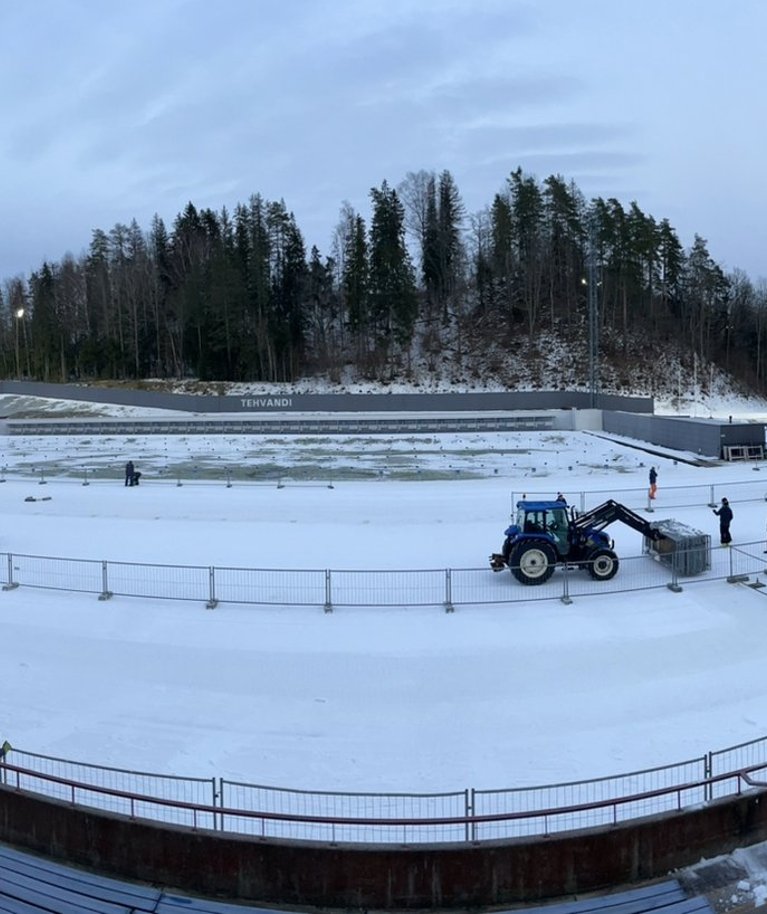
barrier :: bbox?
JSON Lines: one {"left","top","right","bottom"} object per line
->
{"left": 3, "top": 737, "right": 767, "bottom": 845}
{"left": 3, "top": 541, "right": 766, "bottom": 609}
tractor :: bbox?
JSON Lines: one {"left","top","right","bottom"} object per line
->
{"left": 490, "top": 498, "right": 666, "bottom": 585}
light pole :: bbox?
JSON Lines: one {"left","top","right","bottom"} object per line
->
{"left": 14, "top": 308, "right": 24, "bottom": 379}
{"left": 587, "top": 229, "right": 599, "bottom": 409}
{"left": 581, "top": 224, "right": 600, "bottom": 408}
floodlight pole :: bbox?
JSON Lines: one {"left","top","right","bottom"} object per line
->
{"left": 587, "top": 223, "right": 600, "bottom": 409}
{"left": 14, "top": 308, "right": 24, "bottom": 379}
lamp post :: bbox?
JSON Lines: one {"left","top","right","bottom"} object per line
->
{"left": 581, "top": 224, "right": 600, "bottom": 409}
{"left": 587, "top": 228, "right": 599, "bottom": 409}
{"left": 14, "top": 308, "right": 24, "bottom": 378}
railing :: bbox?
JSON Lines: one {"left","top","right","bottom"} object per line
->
{"left": 3, "top": 541, "right": 765, "bottom": 610}
{"left": 2, "top": 751, "right": 766, "bottom": 845}
{"left": 513, "top": 477, "right": 767, "bottom": 515}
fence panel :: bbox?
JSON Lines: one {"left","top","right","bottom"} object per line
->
{"left": 728, "top": 544, "right": 767, "bottom": 580}
{"left": 563, "top": 552, "right": 673, "bottom": 598}
{"left": 470, "top": 755, "right": 706, "bottom": 840}
{"left": 710, "top": 737, "right": 767, "bottom": 777}
{"left": 4, "top": 748, "right": 216, "bottom": 829}
{"left": 8, "top": 553, "right": 103, "bottom": 594}
{"left": 214, "top": 566, "right": 326, "bottom": 606}
{"left": 106, "top": 560, "right": 209, "bottom": 602}
{"left": 450, "top": 566, "right": 562, "bottom": 605}
{"left": 219, "top": 780, "right": 468, "bottom": 843}
{"left": 328, "top": 569, "right": 447, "bottom": 608}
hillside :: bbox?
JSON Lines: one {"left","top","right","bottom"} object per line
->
{"left": 69, "top": 331, "right": 767, "bottom": 421}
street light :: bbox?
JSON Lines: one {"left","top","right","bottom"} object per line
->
{"left": 581, "top": 228, "right": 600, "bottom": 409}
{"left": 14, "top": 308, "right": 24, "bottom": 379}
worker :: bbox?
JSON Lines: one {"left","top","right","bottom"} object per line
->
{"left": 712, "top": 497, "right": 733, "bottom": 546}
{"left": 648, "top": 466, "right": 658, "bottom": 500}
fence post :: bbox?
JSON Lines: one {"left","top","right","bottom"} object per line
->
{"left": 38, "top": 467, "right": 47, "bottom": 485}
{"left": 560, "top": 562, "right": 572, "bottom": 604}
{"left": 206, "top": 567, "right": 218, "bottom": 609}
{"left": 466, "top": 788, "right": 475, "bottom": 843}
{"left": 211, "top": 777, "right": 219, "bottom": 830}
{"left": 324, "top": 570, "right": 333, "bottom": 613}
{"left": 82, "top": 468, "right": 90, "bottom": 486}
{"left": 667, "top": 552, "right": 682, "bottom": 592}
{"left": 98, "top": 561, "right": 112, "bottom": 601}
{"left": 2, "top": 553, "right": 18, "bottom": 591}
{"left": 217, "top": 778, "right": 225, "bottom": 832}
{"left": 705, "top": 751, "right": 713, "bottom": 802}
{"left": 225, "top": 467, "right": 232, "bottom": 488}
{"left": 708, "top": 485, "right": 717, "bottom": 507}
{"left": 444, "top": 569, "right": 454, "bottom": 613}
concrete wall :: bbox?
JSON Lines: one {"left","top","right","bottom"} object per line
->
{"left": 3, "top": 411, "right": 594, "bottom": 436}
{"left": 604, "top": 411, "right": 766, "bottom": 457}
{"left": 0, "top": 380, "right": 653, "bottom": 415}
{"left": 1, "top": 785, "right": 766, "bottom": 909}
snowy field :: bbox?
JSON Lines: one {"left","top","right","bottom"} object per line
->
{"left": 3, "top": 395, "right": 767, "bottom": 806}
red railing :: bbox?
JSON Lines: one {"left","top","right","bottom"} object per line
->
{"left": 2, "top": 760, "right": 765, "bottom": 844}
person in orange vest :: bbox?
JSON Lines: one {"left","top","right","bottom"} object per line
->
{"left": 648, "top": 466, "right": 658, "bottom": 500}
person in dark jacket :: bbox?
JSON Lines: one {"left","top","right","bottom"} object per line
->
{"left": 648, "top": 466, "right": 658, "bottom": 500}
{"left": 125, "top": 460, "right": 135, "bottom": 487}
{"left": 713, "top": 497, "right": 733, "bottom": 545}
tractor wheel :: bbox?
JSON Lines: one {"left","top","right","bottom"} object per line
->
{"left": 509, "top": 542, "right": 557, "bottom": 585}
{"left": 587, "top": 548, "right": 620, "bottom": 581}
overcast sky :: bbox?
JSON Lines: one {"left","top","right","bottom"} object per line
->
{"left": 1, "top": 0, "right": 765, "bottom": 284}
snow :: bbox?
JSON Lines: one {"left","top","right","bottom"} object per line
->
{"left": 3, "top": 390, "right": 767, "bottom": 903}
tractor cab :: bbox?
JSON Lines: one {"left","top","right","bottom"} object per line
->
{"left": 510, "top": 500, "right": 570, "bottom": 557}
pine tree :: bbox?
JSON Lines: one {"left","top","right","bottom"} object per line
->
{"left": 509, "top": 168, "right": 545, "bottom": 336}
{"left": 342, "top": 212, "right": 370, "bottom": 357}
{"left": 368, "top": 181, "right": 419, "bottom": 369}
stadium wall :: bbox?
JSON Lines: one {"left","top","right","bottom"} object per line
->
{"left": 0, "top": 380, "right": 653, "bottom": 415}
{"left": 1, "top": 785, "right": 766, "bottom": 909}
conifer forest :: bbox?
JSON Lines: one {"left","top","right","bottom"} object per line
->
{"left": 1, "top": 167, "right": 765, "bottom": 392}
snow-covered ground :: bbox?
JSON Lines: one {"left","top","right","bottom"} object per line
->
{"left": 3, "top": 391, "right": 767, "bottom": 907}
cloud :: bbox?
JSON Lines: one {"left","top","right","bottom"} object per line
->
{"left": 1, "top": 0, "right": 765, "bottom": 280}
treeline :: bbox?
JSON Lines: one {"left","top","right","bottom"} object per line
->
{"left": 1, "top": 167, "right": 766, "bottom": 390}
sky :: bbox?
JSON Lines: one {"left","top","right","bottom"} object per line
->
{"left": 1, "top": 1, "right": 766, "bottom": 285}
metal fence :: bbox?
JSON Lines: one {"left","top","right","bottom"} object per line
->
{"left": 513, "top": 477, "right": 767, "bottom": 515}
{"left": 2, "top": 743, "right": 767, "bottom": 845}
{"left": 3, "top": 540, "right": 765, "bottom": 609}
{"left": 0, "top": 748, "right": 217, "bottom": 830}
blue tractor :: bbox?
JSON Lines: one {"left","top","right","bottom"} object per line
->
{"left": 490, "top": 498, "right": 664, "bottom": 585}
